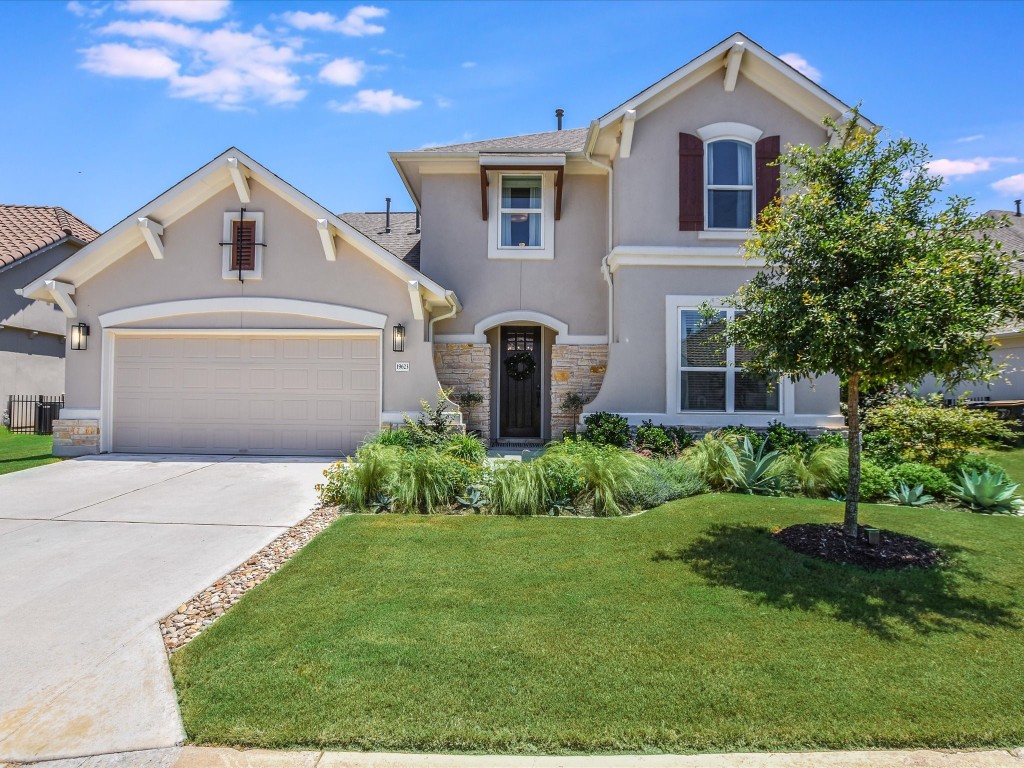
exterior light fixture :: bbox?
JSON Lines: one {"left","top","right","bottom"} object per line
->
{"left": 393, "top": 323, "right": 405, "bottom": 353}
{"left": 70, "top": 322, "right": 89, "bottom": 351}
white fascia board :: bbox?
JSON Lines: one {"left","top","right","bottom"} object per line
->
{"left": 137, "top": 217, "right": 165, "bottom": 260}
{"left": 389, "top": 152, "right": 422, "bottom": 210}
{"left": 479, "top": 155, "right": 566, "bottom": 167}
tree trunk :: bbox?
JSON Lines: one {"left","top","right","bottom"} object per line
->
{"left": 844, "top": 373, "right": 861, "bottom": 537}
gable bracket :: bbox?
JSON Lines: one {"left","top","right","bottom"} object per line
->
{"left": 137, "top": 217, "right": 165, "bottom": 260}
{"left": 724, "top": 42, "right": 745, "bottom": 92}
{"left": 407, "top": 280, "right": 424, "bottom": 321}
{"left": 316, "top": 219, "right": 337, "bottom": 262}
{"left": 479, "top": 165, "right": 565, "bottom": 221}
{"left": 619, "top": 110, "right": 637, "bottom": 159}
{"left": 45, "top": 280, "right": 77, "bottom": 319}
{"left": 226, "top": 157, "right": 251, "bottom": 204}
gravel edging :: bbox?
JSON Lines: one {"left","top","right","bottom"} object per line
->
{"left": 160, "top": 506, "right": 341, "bottom": 653}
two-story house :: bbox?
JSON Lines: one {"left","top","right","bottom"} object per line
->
{"left": 22, "top": 33, "right": 861, "bottom": 457}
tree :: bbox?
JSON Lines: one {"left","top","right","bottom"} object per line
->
{"left": 724, "top": 109, "right": 1024, "bottom": 536}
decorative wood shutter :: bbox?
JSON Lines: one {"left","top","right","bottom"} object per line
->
{"left": 755, "top": 135, "right": 781, "bottom": 223}
{"left": 678, "top": 133, "right": 704, "bottom": 231}
{"left": 231, "top": 219, "right": 256, "bottom": 271}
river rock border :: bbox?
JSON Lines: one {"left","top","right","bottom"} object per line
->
{"left": 160, "top": 506, "right": 341, "bottom": 653}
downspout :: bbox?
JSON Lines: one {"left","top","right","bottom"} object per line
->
{"left": 584, "top": 119, "right": 615, "bottom": 342}
{"left": 428, "top": 290, "right": 460, "bottom": 341}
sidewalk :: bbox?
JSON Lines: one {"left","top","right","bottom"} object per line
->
{"left": 10, "top": 746, "right": 1024, "bottom": 768}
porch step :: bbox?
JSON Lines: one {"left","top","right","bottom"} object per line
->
{"left": 493, "top": 439, "right": 544, "bottom": 450}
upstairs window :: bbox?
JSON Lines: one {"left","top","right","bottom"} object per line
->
{"left": 500, "top": 175, "right": 543, "bottom": 248}
{"left": 706, "top": 140, "right": 753, "bottom": 230}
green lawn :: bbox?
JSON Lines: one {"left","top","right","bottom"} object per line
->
{"left": 0, "top": 430, "right": 58, "bottom": 475}
{"left": 987, "top": 447, "right": 1024, "bottom": 483}
{"left": 172, "top": 495, "right": 1024, "bottom": 754}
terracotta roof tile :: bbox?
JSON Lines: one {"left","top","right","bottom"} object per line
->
{"left": 0, "top": 205, "right": 99, "bottom": 268}
{"left": 339, "top": 211, "right": 421, "bottom": 270}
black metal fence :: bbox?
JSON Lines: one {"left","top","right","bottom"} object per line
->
{"left": 5, "top": 395, "right": 64, "bottom": 435}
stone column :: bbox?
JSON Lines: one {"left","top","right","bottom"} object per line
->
{"left": 550, "top": 344, "right": 608, "bottom": 439}
{"left": 52, "top": 418, "right": 100, "bottom": 457}
{"left": 433, "top": 343, "right": 492, "bottom": 444}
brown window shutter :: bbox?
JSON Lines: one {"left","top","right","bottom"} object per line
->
{"left": 678, "top": 132, "right": 704, "bottom": 231}
{"left": 231, "top": 219, "right": 256, "bottom": 271}
{"left": 755, "top": 135, "right": 781, "bottom": 223}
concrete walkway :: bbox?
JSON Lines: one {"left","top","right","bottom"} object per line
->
{"left": 9, "top": 746, "right": 1024, "bottom": 767}
{"left": 0, "top": 455, "right": 332, "bottom": 764}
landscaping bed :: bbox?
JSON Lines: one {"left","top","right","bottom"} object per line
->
{"left": 774, "top": 522, "right": 945, "bottom": 570}
{"left": 0, "top": 431, "right": 59, "bottom": 475}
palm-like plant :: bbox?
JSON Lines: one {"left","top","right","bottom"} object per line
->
{"left": 951, "top": 469, "right": 1024, "bottom": 515}
{"left": 887, "top": 482, "right": 934, "bottom": 507}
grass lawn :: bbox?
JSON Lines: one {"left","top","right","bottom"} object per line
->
{"left": 0, "top": 430, "right": 59, "bottom": 475}
{"left": 987, "top": 446, "right": 1024, "bottom": 483}
{"left": 172, "top": 495, "right": 1024, "bottom": 754}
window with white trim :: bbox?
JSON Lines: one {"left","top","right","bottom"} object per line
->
{"left": 706, "top": 140, "right": 754, "bottom": 230}
{"left": 678, "top": 308, "right": 779, "bottom": 412}
{"left": 500, "top": 175, "right": 543, "bottom": 248}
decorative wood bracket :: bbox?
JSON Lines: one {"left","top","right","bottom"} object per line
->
{"left": 619, "top": 110, "right": 637, "bottom": 159}
{"left": 724, "top": 41, "right": 745, "bottom": 92}
{"left": 479, "top": 165, "right": 565, "bottom": 222}
{"left": 407, "top": 280, "right": 424, "bottom": 321}
{"left": 316, "top": 219, "right": 337, "bottom": 262}
{"left": 137, "top": 217, "right": 165, "bottom": 259}
{"left": 226, "top": 157, "right": 251, "bottom": 204}
{"left": 45, "top": 280, "right": 77, "bottom": 319}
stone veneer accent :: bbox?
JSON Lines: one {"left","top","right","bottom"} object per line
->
{"left": 550, "top": 344, "right": 609, "bottom": 438}
{"left": 434, "top": 343, "right": 491, "bottom": 444}
{"left": 52, "top": 418, "right": 100, "bottom": 457}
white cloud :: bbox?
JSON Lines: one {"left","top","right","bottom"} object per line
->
{"left": 319, "top": 57, "right": 366, "bottom": 86}
{"left": 67, "top": 1, "right": 107, "bottom": 18}
{"left": 329, "top": 88, "right": 421, "bottom": 114}
{"left": 461, "top": 61, "right": 476, "bottom": 68}
{"left": 280, "top": 6, "right": 387, "bottom": 36}
{"left": 779, "top": 52, "right": 822, "bottom": 83}
{"left": 117, "top": 0, "right": 229, "bottom": 22}
{"left": 927, "top": 157, "right": 1018, "bottom": 179}
{"left": 435, "top": 95, "right": 452, "bottom": 108}
{"left": 80, "top": 42, "right": 180, "bottom": 78}
{"left": 956, "top": 134, "right": 985, "bottom": 144}
{"left": 993, "top": 174, "right": 1024, "bottom": 195}
{"left": 100, "top": 19, "right": 200, "bottom": 46}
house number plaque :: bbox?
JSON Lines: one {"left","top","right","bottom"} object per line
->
{"left": 396, "top": 362, "right": 410, "bottom": 372}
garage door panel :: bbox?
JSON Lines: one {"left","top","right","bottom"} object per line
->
{"left": 113, "top": 333, "right": 379, "bottom": 456}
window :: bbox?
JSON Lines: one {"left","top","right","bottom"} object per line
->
{"left": 678, "top": 308, "right": 778, "bottom": 413}
{"left": 500, "top": 176, "right": 543, "bottom": 248}
{"left": 221, "top": 211, "right": 264, "bottom": 280}
{"left": 706, "top": 140, "right": 753, "bottom": 230}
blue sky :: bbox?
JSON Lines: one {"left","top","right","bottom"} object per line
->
{"left": 1, "top": 0, "right": 1022, "bottom": 231}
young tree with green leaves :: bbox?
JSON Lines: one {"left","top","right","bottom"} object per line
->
{"left": 725, "top": 109, "right": 1024, "bottom": 537}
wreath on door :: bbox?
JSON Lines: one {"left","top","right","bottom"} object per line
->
{"left": 505, "top": 351, "right": 536, "bottom": 381}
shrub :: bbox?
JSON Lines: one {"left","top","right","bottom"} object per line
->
{"left": 536, "top": 452, "right": 585, "bottom": 506}
{"left": 863, "top": 394, "right": 1017, "bottom": 466}
{"left": 813, "top": 431, "right": 848, "bottom": 450}
{"left": 947, "top": 453, "right": 1004, "bottom": 480}
{"left": 583, "top": 412, "right": 631, "bottom": 448}
{"left": 316, "top": 461, "right": 353, "bottom": 507}
{"left": 364, "top": 428, "right": 415, "bottom": 450}
{"left": 489, "top": 460, "right": 549, "bottom": 516}
{"left": 857, "top": 459, "right": 894, "bottom": 502}
{"left": 765, "top": 421, "right": 813, "bottom": 453}
{"left": 950, "top": 469, "right": 1024, "bottom": 515}
{"left": 575, "top": 446, "right": 646, "bottom": 516}
{"left": 633, "top": 420, "right": 694, "bottom": 456}
{"left": 403, "top": 386, "right": 460, "bottom": 447}
{"left": 889, "top": 462, "right": 952, "bottom": 497}
{"left": 682, "top": 431, "right": 737, "bottom": 490}
{"left": 392, "top": 448, "right": 469, "bottom": 514}
{"left": 862, "top": 430, "right": 903, "bottom": 467}
{"left": 622, "top": 459, "right": 705, "bottom": 509}
{"left": 345, "top": 444, "right": 402, "bottom": 509}
{"left": 719, "top": 425, "right": 764, "bottom": 450}
{"left": 783, "top": 444, "right": 847, "bottom": 497}
{"left": 443, "top": 433, "right": 487, "bottom": 463}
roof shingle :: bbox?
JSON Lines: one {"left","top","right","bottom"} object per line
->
{"left": 414, "top": 127, "right": 589, "bottom": 155}
{"left": 0, "top": 205, "right": 99, "bottom": 267}
{"left": 984, "top": 210, "right": 1024, "bottom": 258}
{"left": 339, "top": 211, "right": 421, "bottom": 270}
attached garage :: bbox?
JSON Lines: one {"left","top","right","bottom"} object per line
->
{"left": 111, "top": 332, "right": 380, "bottom": 456}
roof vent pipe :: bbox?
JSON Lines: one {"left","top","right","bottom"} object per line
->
{"left": 1015, "top": 199, "right": 1021, "bottom": 217}
{"left": 415, "top": 210, "right": 420, "bottom": 233}
{"left": 555, "top": 108, "right": 564, "bottom": 131}
{"left": 385, "top": 197, "right": 392, "bottom": 233}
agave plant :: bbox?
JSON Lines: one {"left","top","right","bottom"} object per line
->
{"left": 369, "top": 492, "right": 394, "bottom": 514}
{"left": 951, "top": 469, "right": 1024, "bottom": 515}
{"left": 722, "top": 437, "right": 792, "bottom": 496}
{"left": 547, "top": 497, "right": 576, "bottom": 516}
{"left": 887, "top": 482, "right": 934, "bottom": 507}
{"left": 456, "top": 485, "right": 490, "bottom": 513}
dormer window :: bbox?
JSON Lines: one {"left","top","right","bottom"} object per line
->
{"left": 706, "top": 140, "right": 753, "bottom": 230}
{"left": 500, "top": 176, "right": 543, "bottom": 248}
{"left": 221, "top": 211, "right": 264, "bottom": 280}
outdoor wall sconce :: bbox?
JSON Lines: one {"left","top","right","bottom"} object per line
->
{"left": 392, "top": 323, "right": 405, "bottom": 353}
{"left": 70, "top": 322, "right": 90, "bottom": 351}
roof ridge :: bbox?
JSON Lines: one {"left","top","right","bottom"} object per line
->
{"left": 53, "top": 206, "right": 73, "bottom": 236}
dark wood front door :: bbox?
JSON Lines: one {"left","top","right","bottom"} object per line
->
{"left": 500, "top": 326, "right": 541, "bottom": 438}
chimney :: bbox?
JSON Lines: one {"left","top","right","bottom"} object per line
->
{"left": 1015, "top": 199, "right": 1021, "bottom": 217}
{"left": 385, "top": 197, "right": 392, "bottom": 233}
{"left": 555, "top": 108, "right": 564, "bottom": 131}
{"left": 415, "top": 209, "right": 420, "bottom": 233}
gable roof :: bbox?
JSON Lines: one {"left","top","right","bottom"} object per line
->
{"left": 985, "top": 210, "right": 1024, "bottom": 258}
{"left": 0, "top": 205, "right": 98, "bottom": 267}
{"left": 414, "top": 127, "right": 589, "bottom": 155}
{"left": 339, "top": 212, "right": 421, "bottom": 270}
{"left": 21, "top": 148, "right": 455, "bottom": 309}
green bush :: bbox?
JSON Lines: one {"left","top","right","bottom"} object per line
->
{"left": 765, "top": 421, "right": 813, "bottom": 453}
{"left": 856, "top": 459, "right": 894, "bottom": 502}
{"left": 403, "top": 386, "right": 460, "bottom": 447}
{"left": 682, "top": 431, "right": 737, "bottom": 491}
{"left": 582, "top": 412, "right": 631, "bottom": 448}
{"left": 784, "top": 445, "right": 847, "bottom": 498}
{"left": 392, "top": 448, "right": 472, "bottom": 514}
{"left": 861, "top": 429, "right": 904, "bottom": 467}
{"left": 622, "top": 459, "right": 705, "bottom": 509}
{"left": 316, "top": 461, "right": 353, "bottom": 507}
{"left": 889, "top": 462, "right": 952, "bottom": 497}
{"left": 575, "top": 446, "right": 646, "bottom": 516}
{"left": 536, "top": 453, "right": 585, "bottom": 506}
{"left": 633, "top": 421, "right": 693, "bottom": 456}
{"left": 863, "top": 395, "right": 1016, "bottom": 466}
{"left": 813, "top": 431, "right": 848, "bottom": 450}
{"left": 363, "top": 428, "right": 415, "bottom": 450}
{"left": 719, "top": 425, "right": 764, "bottom": 450}
{"left": 443, "top": 433, "right": 487, "bottom": 463}
{"left": 947, "top": 453, "right": 1004, "bottom": 480}
{"left": 489, "top": 460, "right": 549, "bottom": 516}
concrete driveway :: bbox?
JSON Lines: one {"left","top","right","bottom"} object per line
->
{"left": 0, "top": 454, "right": 332, "bottom": 763}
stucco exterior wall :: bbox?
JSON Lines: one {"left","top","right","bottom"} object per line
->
{"left": 61, "top": 179, "right": 438, "bottom": 419}
{"left": 917, "top": 336, "right": 1024, "bottom": 402}
{"left": 421, "top": 172, "right": 608, "bottom": 338}
{"left": 612, "top": 75, "right": 829, "bottom": 248}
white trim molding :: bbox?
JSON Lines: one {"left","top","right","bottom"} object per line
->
{"left": 478, "top": 154, "right": 566, "bottom": 167}
{"left": 608, "top": 246, "right": 760, "bottom": 272}
{"left": 434, "top": 310, "right": 607, "bottom": 346}
{"left": 222, "top": 211, "right": 264, "bottom": 281}
{"left": 99, "top": 297, "right": 387, "bottom": 329}
{"left": 487, "top": 171, "right": 556, "bottom": 261}
{"left": 58, "top": 407, "right": 101, "bottom": 420}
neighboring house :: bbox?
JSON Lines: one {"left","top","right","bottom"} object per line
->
{"left": 917, "top": 208, "right": 1024, "bottom": 403}
{"left": 0, "top": 205, "right": 98, "bottom": 417}
{"left": 23, "top": 33, "right": 862, "bottom": 458}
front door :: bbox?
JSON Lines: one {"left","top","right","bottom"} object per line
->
{"left": 500, "top": 326, "right": 541, "bottom": 438}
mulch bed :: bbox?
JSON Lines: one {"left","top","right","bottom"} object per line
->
{"left": 773, "top": 522, "right": 946, "bottom": 570}
{"left": 160, "top": 506, "right": 340, "bottom": 653}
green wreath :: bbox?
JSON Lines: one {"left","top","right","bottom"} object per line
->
{"left": 505, "top": 351, "right": 536, "bottom": 381}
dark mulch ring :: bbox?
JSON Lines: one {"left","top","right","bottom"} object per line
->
{"left": 773, "top": 523, "right": 946, "bottom": 570}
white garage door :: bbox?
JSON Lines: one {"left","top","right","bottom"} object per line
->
{"left": 112, "top": 333, "right": 380, "bottom": 456}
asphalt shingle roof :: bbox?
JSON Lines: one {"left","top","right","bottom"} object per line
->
{"left": 0, "top": 205, "right": 99, "bottom": 267}
{"left": 340, "top": 211, "right": 421, "bottom": 270}
{"left": 984, "top": 210, "right": 1024, "bottom": 258}
{"left": 415, "top": 127, "right": 589, "bottom": 154}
